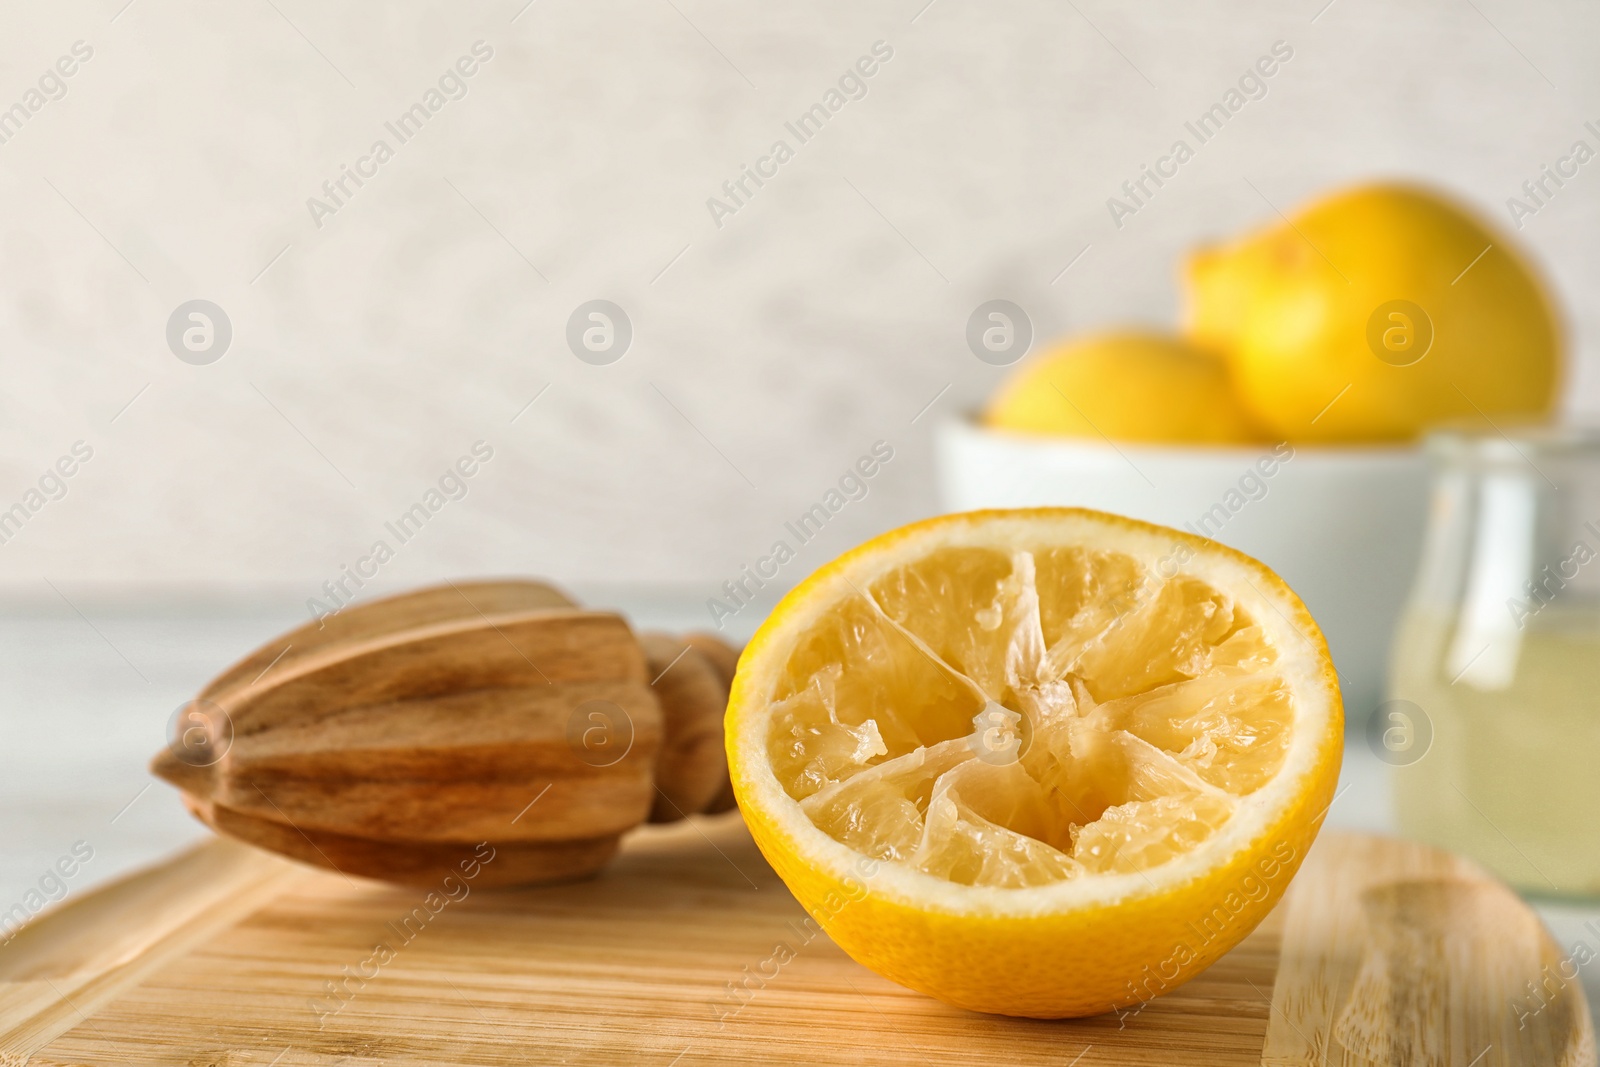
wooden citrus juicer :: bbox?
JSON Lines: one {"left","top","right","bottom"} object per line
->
{"left": 150, "top": 580, "right": 740, "bottom": 887}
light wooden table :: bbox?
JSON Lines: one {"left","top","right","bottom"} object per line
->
{"left": 2, "top": 593, "right": 1597, "bottom": 1036}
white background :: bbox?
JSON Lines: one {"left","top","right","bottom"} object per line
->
{"left": 0, "top": 0, "right": 1596, "bottom": 611}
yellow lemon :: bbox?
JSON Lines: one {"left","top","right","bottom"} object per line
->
{"left": 726, "top": 508, "right": 1343, "bottom": 1018}
{"left": 1184, "top": 182, "right": 1561, "bottom": 442}
{"left": 982, "top": 330, "right": 1265, "bottom": 444}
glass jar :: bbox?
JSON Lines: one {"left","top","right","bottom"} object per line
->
{"left": 1389, "top": 422, "right": 1600, "bottom": 897}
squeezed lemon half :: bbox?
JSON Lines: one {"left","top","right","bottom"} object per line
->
{"left": 726, "top": 508, "right": 1342, "bottom": 1017}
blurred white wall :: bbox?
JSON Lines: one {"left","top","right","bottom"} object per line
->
{"left": 0, "top": 0, "right": 1596, "bottom": 616}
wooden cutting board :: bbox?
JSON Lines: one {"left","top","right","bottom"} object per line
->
{"left": 0, "top": 819, "right": 1592, "bottom": 1066}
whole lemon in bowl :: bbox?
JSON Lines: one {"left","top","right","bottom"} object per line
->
{"left": 982, "top": 330, "right": 1266, "bottom": 444}
{"left": 1184, "top": 182, "right": 1561, "bottom": 442}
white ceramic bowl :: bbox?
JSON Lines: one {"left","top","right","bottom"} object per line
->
{"left": 936, "top": 418, "right": 1431, "bottom": 719}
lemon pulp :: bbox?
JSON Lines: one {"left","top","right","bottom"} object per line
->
{"left": 767, "top": 545, "right": 1294, "bottom": 888}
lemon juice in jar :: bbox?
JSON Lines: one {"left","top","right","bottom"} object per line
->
{"left": 1389, "top": 424, "right": 1600, "bottom": 896}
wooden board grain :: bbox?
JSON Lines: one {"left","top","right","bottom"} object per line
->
{"left": 1264, "top": 833, "right": 1596, "bottom": 1067}
{"left": 0, "top": 821, "right": 1589, "bottom": 1067}
{"left": 0, "top": 838, "right": 309, "bottom": 1063}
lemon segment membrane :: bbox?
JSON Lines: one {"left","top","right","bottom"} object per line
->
{"left": 767, "top": 545, "right": 1294, "bottom": 889}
